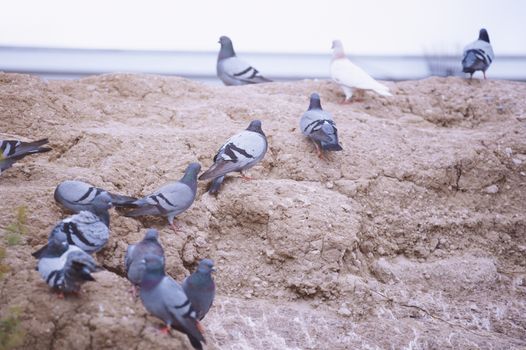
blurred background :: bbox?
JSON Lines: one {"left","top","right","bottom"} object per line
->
{"left": 1, "top": 0, "right": 525, "bottom": 83}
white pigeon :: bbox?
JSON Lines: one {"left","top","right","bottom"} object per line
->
{"left": 330, "top": 40, "right": 392, "bottom": 103}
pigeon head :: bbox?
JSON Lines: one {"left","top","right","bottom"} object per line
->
{"left": 331, "top": 40, "right": 346, "bottom": 59}
{"left": 308, "top": 93, "right": 322, "bottom": 110}
{"left": 141, "top": 254, "right": 165, "bottom": 287}
{"left": 218, "top": 35, "right": 236, "bottom": 59}
{"left": 48, "top": 227, "right": 69, "bottom": 254}
{"left": 246, "top": 120, "right": 264, "bottom": 135}
{"left": 197, "top": 259, "right": 215, "bottom": 274}
{"left": 143, "top": 228, "right": 159, "bottom": 242}
{"left": 92, "top": 191, "right": 112, "bottom": 226}
{"left": 478, "top": 28, "right": 490, "bottom": 43}
{"left": 181, "top": 162, "right": 201, "bottom": 189}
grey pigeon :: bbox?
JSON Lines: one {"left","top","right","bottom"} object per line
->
{"left": 32, "top": 228, "right": 102, "bottom": 294}
{"left": 124, "top": 162, "right": 201, "bottom": 232}
{"left": 33, "top": 205, "right": 111, "bottom": 255}
{"left": 217, "top": 36, "right": 272, "bottom": 86}
{"left": 183, "top": 259, "right": 216, "bottom": 320}
{"left": 462, "top": 28, "right": 494, "bottom": 79}
{"left": 199, "top": 120, "right": 267, "bottom": 194}
{"left": 54, "top": 180, "right": 137, "bottom": 214}
{"left": 125, "top": 228, "right": 165, "bottom": 287}
{"left": 140, "top": 254, "right": 205, "bottom": 350}
{"left": 300, "top": 93, "right": 343, "bottom": 157}
{"left": 0, "top": 138, "right": 51, "bottom": 175}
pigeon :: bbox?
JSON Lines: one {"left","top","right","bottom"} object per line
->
{"left": 300, "top": 93, "right": 343, "bottom": 157}
{"left": 32, "top": 228, "right": 102, "bottom": 294}
{"left": 217, "top": 36, "right": 272, "bottom": 86}
{"left": 125, "top": 228, "right": 165, "bottom": 287}
{"left": 330, "top": 40, "right": 392, "bottom": 103}
{"left": 462, "top": 28, "right": 494, "bottom": 79}
{"left": 182, "top": 259, "right": 216, "bottom": 321}
{"left": 54, "top": 180, "right": 137, "bottom": 214}
{"left": 33, "top": 201, "right": 111, "bottom": 256}
{"left": 124, "top": 162, "right": 201, "bottom": 232}
{"left": 199, "top": 120, "right": 268, "bottom": 194}
{"left": 0, "top": 138, "right": 51, "bottom": 175}
{"left": 140, "top": 254, "right": 205, "bottom": 350}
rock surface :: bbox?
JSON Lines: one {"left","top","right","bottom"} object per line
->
{"left": 0, "top": 73, "right": 525, "bottom": 349}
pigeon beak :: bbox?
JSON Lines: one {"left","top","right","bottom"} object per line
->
{"left": 211, "top": 268, "right": 216, "bottom": 273}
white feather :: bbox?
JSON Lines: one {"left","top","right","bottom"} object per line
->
{"left": 331, "top": 58, "right": 391, "bottom": 97}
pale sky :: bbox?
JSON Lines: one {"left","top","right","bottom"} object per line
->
{"left": 0, "top": 0, "right": 524, "bottom": 55}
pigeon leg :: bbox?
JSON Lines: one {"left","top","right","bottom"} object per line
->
{"left": 56, "top": 291, "right": 65, "bottom": 299}
{"left": 240, "top": 172, "right": 253, "bottom": 181}
{"left": 129, "top": 285, "right": 139, "bottom": 298}
{"left": 159, "top": 325, "right": 170, "bottom": 335}
{"left": 313, "top": 142, "right": 325, "bottom": 160}
{"left": 483, "top": 71, "right": 487, "bottom": 79}
{"left": 196, "top": 320, "right": 205, "bottom": 334}
{"left": 170, "top": 221, "right": 179, "bottom": 234}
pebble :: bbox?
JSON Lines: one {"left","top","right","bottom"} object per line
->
{"left": 484, "top": 184, "right": 499, "bottom": 194}
{"left": 337, "top": 304, "right": 352, "bottom": 317}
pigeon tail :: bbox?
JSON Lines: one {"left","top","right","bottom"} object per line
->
{"left": 462, "top": 50, "right": 487, "bottom": 73}
{"left": 31, "top": 244, "right": 48, "bottom": 259}
{"left": 320, "top": 141, "right": 343, "bottom": 151}
{"left": 14, "top": 138, "right": 52, "bottom": 157}
{"left": 108, "top": 192, "right": 138, "bottom": 207}
{"left": 124, "top": 205, "right": 161, "bottom": 218}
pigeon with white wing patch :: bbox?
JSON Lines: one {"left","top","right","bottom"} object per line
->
{"left": 331, "top": 40, "right": 391, "bottom": 103}
{"left": 124, "top": 162, "right": 201, "bottom": 233}
{"left": 300, "top": 93, "right": 342, "bottom": 157}
{"left": 199, "top": 120, "right": 267, "bottom": 194}
{"left": 217, "top": 36, "right": 272, "bottom": 86}
{"left": 462, "top": 28, "right": 494, "bottom": 79}
{"left": 0, "top": 138, "right": 51, "bottom": 175}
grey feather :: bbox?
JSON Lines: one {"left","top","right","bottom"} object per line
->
{"left": 0, "top": 138, "right": 51, "bottom": 174}
{"left": 140, "top": 255, "right": 205, "bottom": 350}
{"left": 125, "top": 229, "right": 165, "bottom": 286}
{"left": 54, "top": 180, "right": 137, "bottom": 217}
{"left": 124, "top": 163, "right": 201, "bottom": 225}
{"left": 300, "top": 93, "right": 342, "bottom": 152}
{"left": 216, "top": 36, "right": 272, "bottom": 86}
{"left": 54, "top": 211, "right": 110, "bottom": 254}
{"left": 183, "top": 259, "right": 216, "bottom": 320}
{"left": 199, "top": 120, "right": 267, "bottom": 193}
{"left": 35, "top": 228, "right": 101, "bottom": 293}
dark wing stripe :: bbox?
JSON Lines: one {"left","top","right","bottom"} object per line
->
{"left": 225, "top": 143, "right": 254, "bottom": 159}
{"left": 46, "top": 270, "right": 59, "bottom": 284}
{"left": 304, "top": 119, "right": 335, "bottom": 133}
{"left": 76, "top": 186, "right": 95, "bottom": 202}
{"left": 173, "top": 299, "right": 191, "bottom": 309}
{"left": 149, "top": 195, "right": 168, "bottom": 214}
{"left": 248, "top": 68, "right": 260, "bottom": 79}
{"left": 157, "top": 193, "right": 175, "bottom": 207}
{"left": 233, "top": 66, "right": 253, "bottom": 77}
{"left": 65, "top": 222, "right": 97, "bottom": 247}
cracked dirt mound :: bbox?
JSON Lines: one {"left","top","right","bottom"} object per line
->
{"left": 0, "top": 73, "right": 525, "bottom": 350}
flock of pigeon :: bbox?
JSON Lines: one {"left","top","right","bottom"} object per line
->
{"left": 0, "top": 29, "right": 494, "bottom": 349}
